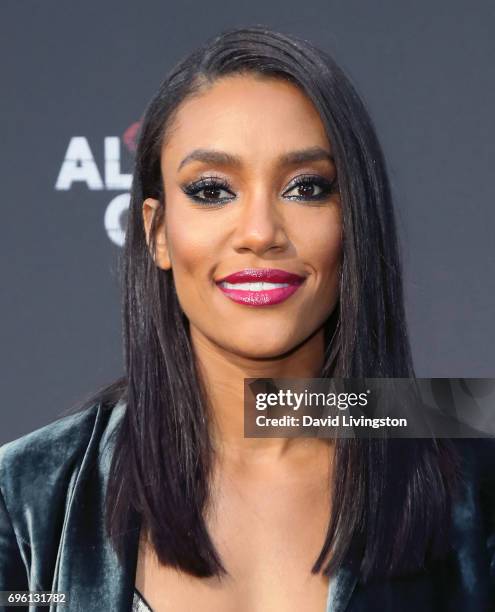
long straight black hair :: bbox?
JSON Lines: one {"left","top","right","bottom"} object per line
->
{"left": 84, "top": 25, "right": 460, "bottom": 583}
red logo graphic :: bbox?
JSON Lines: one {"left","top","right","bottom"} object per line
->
{"left": 123, "top": 120, "right": 141, "bottom": 153}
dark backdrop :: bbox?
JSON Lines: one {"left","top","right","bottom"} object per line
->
{"left": 1, "top": 0, "right": 494, "bottom": 443}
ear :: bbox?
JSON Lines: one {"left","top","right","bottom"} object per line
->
{"left": 142, "top": 197, "right": 171, "bottom": 270}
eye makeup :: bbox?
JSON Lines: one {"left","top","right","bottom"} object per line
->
{"left": 180, "top": 173, "right": 338, "bottom": 206}
{"left": 181, "top": 174, "right": 235, "bottom": 205}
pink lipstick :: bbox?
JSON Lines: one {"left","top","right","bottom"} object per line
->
{"left": 215, "top": 268, "right": 305, "bottom": 306}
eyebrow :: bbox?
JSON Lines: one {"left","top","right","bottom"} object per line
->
{"left": 177, "top": 146, "right": 334, "bottom": 172}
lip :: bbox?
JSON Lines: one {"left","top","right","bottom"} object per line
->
{"left": 215, "top": 268, "right": 305, "bottom": 307}
{"left": 216, "top": 268, "right": 305, "bottom": 284}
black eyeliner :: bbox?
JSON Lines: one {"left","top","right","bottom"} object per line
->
{"left": 181, "top": 175, "right": 235, "bottom": 205}
{"left": 181, "top": 173, "right": 337, "bottom": 206}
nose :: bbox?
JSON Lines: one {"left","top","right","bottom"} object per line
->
{"left": 231, "top": 190, "right": 289, "bottom": 256}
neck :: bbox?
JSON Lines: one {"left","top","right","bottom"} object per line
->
{"left": 190, "top": 325, "right": 330, "bottom": 465}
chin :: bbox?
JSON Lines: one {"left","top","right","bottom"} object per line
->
{"left": 221, "top": 336, "right": 304, "bottom": 361}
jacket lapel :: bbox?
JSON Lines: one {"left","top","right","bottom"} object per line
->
{"left": 50, "top": 401, "right": 142, "bottom": 611}
{"left": 326, "top": 565, "right": 358, "bottom": 612}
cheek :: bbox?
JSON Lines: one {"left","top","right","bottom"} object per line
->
{"left": 299, "top": 216, "right": 342, "bottom": 283}
{"left": 165, "top": 206, "right": 216, "bottom": 276}
{"left": 313, "top": 228, "right": 341, "bottom": 261}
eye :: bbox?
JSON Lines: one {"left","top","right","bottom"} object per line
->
{"left": 181, "top": 176, "right": 235, "bottom": 205}
{"left": 283, "top": 174, "right": 337, "bottom": 202}
{"left": 181, "top": 173, "right": 338, "bottom": 207}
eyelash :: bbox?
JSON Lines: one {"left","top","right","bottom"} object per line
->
{"left": 181, "top": 174, "right": 337, "bottom": 206}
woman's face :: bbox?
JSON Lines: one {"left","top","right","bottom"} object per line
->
{"left": 143, "top": 74, "right": 342, "bottom": 359}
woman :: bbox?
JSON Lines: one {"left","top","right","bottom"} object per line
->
{"left": 0, "top": 25, "right": 494, "bottom": 612}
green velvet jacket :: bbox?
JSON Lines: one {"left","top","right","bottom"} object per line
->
{"left": 0, "top": 399, "right": 494, "bottom": 612}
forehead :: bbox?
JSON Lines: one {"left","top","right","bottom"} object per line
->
{"left": 161, "top": 74, "right": 331, "bottom": 166}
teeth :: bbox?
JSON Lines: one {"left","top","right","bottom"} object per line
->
{"left": 220, "top": 281, "right": 290, "bottom": 291}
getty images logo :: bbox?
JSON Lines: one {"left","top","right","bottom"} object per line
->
{"left": 54, "top": 121, "right": 141, "bottom": 246}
